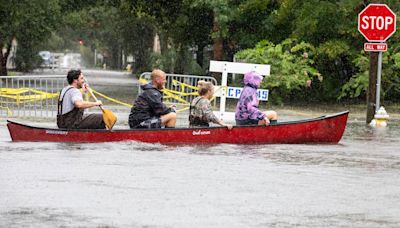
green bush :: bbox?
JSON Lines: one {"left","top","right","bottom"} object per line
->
{"left": 235, "top": 39, "right": 322, "bottom": 104}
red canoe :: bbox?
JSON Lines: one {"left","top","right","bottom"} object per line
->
{"left": 7, "top": 111, "right": 348, "bottom": 144}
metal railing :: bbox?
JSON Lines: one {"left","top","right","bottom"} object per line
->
{"left": 139, "top": 72, "right": 217, "bottom": 105}
{"left": 1, "top": 72, "right": 218, "bottom": 119}
{"left": 0, "top": 75, "right": 66, "bottom": 118}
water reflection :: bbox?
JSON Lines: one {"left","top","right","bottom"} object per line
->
{"left": 1, "top": 208, "right": 100, "bottom": 228}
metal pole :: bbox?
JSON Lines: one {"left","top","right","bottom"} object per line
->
{"left": 94, "top": 49, "right": 97, "bottom": 67}
{"left": 232, "top": 56, "right": 236, "bottom": 81}
{"left": 219, "top": 63, "right": 228, "bottom": 120}
{"left": 375, "top": 50, "right": 382, "bottom": 113}
{"left": 122, "top": 49, "right": 125, "bottom": 68}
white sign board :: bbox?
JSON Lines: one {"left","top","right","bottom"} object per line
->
{"left": 209, "top": 61, "right": 270, "bottom": 75}
{"left": 228, "top": 87, "right": 268, "bottom": 101}
{"left": 215, "top": 87, "right": 268, "bottom": 101}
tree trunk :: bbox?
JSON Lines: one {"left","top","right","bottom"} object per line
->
{"left": 366, "top": 52, "right": 378, "bottom": 124}
{"left": 196, "top": 44, "right": 205, "bottom": 68}
{"left": 212, "top": 12, "right": 223, "bottom": 82}
{"left": 159, "top": 31, "right": 168, "bottom": 55}
{"left": 117, "top": 45, "right": 122, "bottom": 70}
{"left": 136, "top": 48, "right": 149, "bottom": 73}
{"left": 0, "top": 56, "right": 7, "bottom": 76}
{"left": 213, "top": 38, "right": 223, "bottom": 61}
{"left": 226, "top": 40, "right": 237, "bottom": 62}
{"left": 212, "top": 9, "right": 224, "bottom": 61}
{"left": 212, "top": 20, "right": 223, "bottom": 61}
{"left": 0, "top": 46, "right": 10, "bottom": 76}
{"left": 110, "top": 44, "right": 120, "bottom": 69}
{"left": 175, "top": 45, "right": 186, "bottom": 74}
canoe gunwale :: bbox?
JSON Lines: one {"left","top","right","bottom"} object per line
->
{"left": 6, "top": 110, "right": 350, "bottom": 133}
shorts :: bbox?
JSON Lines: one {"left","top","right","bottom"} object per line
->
{"left": 137, "top": 117, "right": 162, "bottom": 129}
{"left": 235, "top": 119, "right": 259, "bottom": 126}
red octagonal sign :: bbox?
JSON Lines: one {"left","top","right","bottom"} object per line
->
{"left": 358, "top": 4, "right": 397, "bottom": 42}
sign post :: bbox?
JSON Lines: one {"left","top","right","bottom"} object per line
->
{"left": 358, "top": 4, "right": 396, "bottom": 124}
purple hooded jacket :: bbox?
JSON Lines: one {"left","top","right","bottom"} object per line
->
{"left": 235, "top": 71, "right": 266, "bottom": 121}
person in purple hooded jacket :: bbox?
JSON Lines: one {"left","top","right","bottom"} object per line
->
{"left": 235, "top": 71, "right": 278, "bottom": 126}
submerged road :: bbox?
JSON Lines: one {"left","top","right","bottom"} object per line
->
{"left": 1, "top": 69, "right": 400, "bottom": 227}
{"left": 1, "top": 120, "right": 400, "bottom": 227}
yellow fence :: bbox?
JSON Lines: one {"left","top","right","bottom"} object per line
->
{"left": 138, "top": 73, "right": 218, "bottom": 112}
{"left": 1, "top": 73, "right": 219, "bottom": 117}
{"left": 0, "top": 83, "right": 204, "bottom": 116}
{"left": 0, "top": 88, "right": 59, "bottom": 104}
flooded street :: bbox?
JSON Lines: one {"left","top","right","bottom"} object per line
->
{"left": 3, "top": 0, "right": 400, "bottom": 226}
{"left": 1, "top": 69, "right": 400, "bottom": 227}
{"left": 1, "top": 118, "right": 399, "bottom": 227}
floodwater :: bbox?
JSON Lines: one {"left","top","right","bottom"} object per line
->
{"left": 0, "top": 117, "right": 399, "bottom": 228}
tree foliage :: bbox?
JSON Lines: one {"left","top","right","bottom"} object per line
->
{"left": 1, "top": 0, "right": 400, "bottom": 103}
{"left": 235, "top": 39, "right": 322, "bottom": 103}
{"left": 0, "top": 0, "right": 60, "bottom": 75}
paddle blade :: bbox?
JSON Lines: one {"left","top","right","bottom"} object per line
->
{"left": 101, "top": 108, "right": 117, "bottom": 130}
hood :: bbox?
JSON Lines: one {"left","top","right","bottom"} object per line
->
{"left": 140, "top": 83, "right": 156, "bottom": 90}
{"left": 244, "top": 71, "right": 263, "bottom": 88}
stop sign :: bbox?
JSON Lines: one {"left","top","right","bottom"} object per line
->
{"left": 358, "top": 4, "right": 397, "bottom": 42}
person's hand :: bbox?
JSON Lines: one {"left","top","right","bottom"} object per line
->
{"left": 95, "top": 100, "right": 103, "bottom": 106}
{"left": 264, "top": 117, "right": 270, "bottom": 126}
{"left": 170, "top": 105, "right": 177, "bottom": 112}
{"left": 225, "top": 124, "right": 233, "bottom": 130}
{"left": 82, "top": 83, "right": 89, "bottom": 93}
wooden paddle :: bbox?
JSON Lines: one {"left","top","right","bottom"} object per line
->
{"left": 87, "top": 87, "right": 117, "bottom": 130}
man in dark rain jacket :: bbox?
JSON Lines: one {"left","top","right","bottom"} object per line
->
{"left": 128, "top": 69, "right": 177, "bottom": 128}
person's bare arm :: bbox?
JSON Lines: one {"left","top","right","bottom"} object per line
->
{"left": 219, "top": 121, "right": 233, "bottom": 129}
{"left": 74, "top": 100, "right": 102, "bottom": 109}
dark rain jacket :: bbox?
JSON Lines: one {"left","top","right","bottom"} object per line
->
{"left": 128, "top": 83, "right": 173, "bottom": 128}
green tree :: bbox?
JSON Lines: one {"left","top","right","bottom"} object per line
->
{"left": 339, "top": 45, "right": 400, "bottom": 103}
{"left": 229, "top": 0, "right": 279, "bottom": 49}
{"left": 0, "top": 0, "right": 60, "bottom": 75}
{"left": 235, "top": 39, "right": 322, "bottom": 104}
{"left": 122, "top": 0, "right": 214, "bottom": 73}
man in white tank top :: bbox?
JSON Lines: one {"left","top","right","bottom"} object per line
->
{"left": 57, "top": 70, "right": 105, "bottom": 129}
